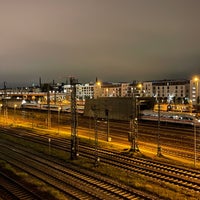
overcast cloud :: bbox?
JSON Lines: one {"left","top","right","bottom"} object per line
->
{"left": 0, "top": 0, "right": 200, "bottom": 87}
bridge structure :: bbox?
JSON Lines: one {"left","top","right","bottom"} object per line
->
{"left": 0, "top": 91, "right": 69, "bottom": 104}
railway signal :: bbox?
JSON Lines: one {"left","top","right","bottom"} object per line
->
{"left": 105, "top": 108, "right": 111, "bottom": 142}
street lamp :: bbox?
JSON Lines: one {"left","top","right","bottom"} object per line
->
{"left": 95, "top": 81, "right": 101, "bottom": 98}
{"left": 137, "top": 83, "right": 142, "bottom": 97}
{"left": 194, "top": 77, "right": 199, "bottom": 105}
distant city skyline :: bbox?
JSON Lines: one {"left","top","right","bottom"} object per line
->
{"left": 0, "top": 0, "right": 200, "bottom": 87}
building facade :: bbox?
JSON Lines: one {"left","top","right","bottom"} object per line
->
{"left": 93, "top": 82, "right": 129, "bottom": 98}
{"left": 142, "top": 79, "right": 190, "bottom": 104}
{"left": 63, "top": 83, "right": 94, "bottom": 100}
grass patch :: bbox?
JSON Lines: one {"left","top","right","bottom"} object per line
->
{"left": 23, "top": 176, "right": 66, "bottom": 200}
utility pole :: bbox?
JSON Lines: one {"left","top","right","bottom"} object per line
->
{"left": 129, "top": 96, "right": 139, "bottom": 152}
{"left": 157, "top": 99, "right": 162, "bottom": 156}
{"left": 91, "top": 105, "right": 100, "bottom": 166}
{"left": 3, "top": 81, "right": 8, "bottom": 126}
{"left": 70, "top": 77, "right": 79, "bottom": 160}
{"left": 105, "top": 109, "right": 110, "bottom": 142}
{"left": 134, "top": 97, "right": 139, "bottom": 152}
{"left": 47, "top": 84, "right": 51, "bottom": 129}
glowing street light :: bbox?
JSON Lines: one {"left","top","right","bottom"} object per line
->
{"left": 97, "top": 81, "right": 101, "bottom": 86}
{"left": 96, "top": 81, "right": 101, "bottom": 98}
{"left": 137, "top": 83, "right": 142, "bottom": 97}
{"left": 193, "top": 76, "right": 199, "bottom": 167}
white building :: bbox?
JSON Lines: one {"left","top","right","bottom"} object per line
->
{"left": 142, "top": 80, "right": 190, "bottom": 103}
{"left": 76, "top": 83, "right": 94, "bottom": 100}
{"left": 63, "top": 83, "right": 94, "bottom": 100}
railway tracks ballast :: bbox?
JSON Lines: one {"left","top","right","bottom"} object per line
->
{"left": 1, "top": 127, "right": 200, "bottom": 197}
{"left": 0, "top": 170, "right": 43, "bottom": 200}
{"left": 0, "top": 140, "right": 157, "bottom": 200}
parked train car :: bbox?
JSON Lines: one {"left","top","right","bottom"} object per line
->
{"left": 21, "top": 103, "right": 84, "bottom": 113}
{"left": 140, "top": 110, "right": 200, "bottom": 126}
{"left": 21, "top": 103, "right": 41, "bottom": 110}
{"left": 40, "top": 104, "right": 61, "bottom": 111}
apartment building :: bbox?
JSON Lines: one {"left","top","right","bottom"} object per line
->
{"left": 62, "top": 78, "right": 199, "bottom": 106}
{"left": 76, "top": 83, "right": 94, "bottom": 100}
{"left": 93, "top": 82, "right": 129, "bottom": 98}
{"left": 63, "top": 83, "right": 94, "bottom": 100}
{"left": 142, "top": 79, "right": 190, "bottom": 103}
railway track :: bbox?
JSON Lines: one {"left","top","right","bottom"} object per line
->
{"left": 2, "top": 124, "right": 200, "bottom": 162}
{"left": 1, "top": 127, "right": 200, "bottom": 194}
{"left": 1, "top": 125, "right": 199, "bottom": 164}
{"left": 2, "top": 109, "right": 200, "bottom": 159}
{"left": 0, "top": 170, "right": 42, "bottom": 200}
{"left": 95, "top": 149, "right": 200, "bottom": 192}
{"left": 0, "top": 140, "right": 157, "bottom": 200}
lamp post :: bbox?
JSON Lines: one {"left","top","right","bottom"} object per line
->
{"left": 193, "top": 76, "right": 199, "bottom": 167}
{"left": 95, "top": 81, "right": 101, "bottom": 99}
{"left": 129, "top": 87, "right": 134, "bottom": 152}
{"left": 194, "top": 77, "right": 199, "bottom": 105}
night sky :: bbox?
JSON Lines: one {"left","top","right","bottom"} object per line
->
{"left": 1, "top": 0, "right": 200, "bottom": 87}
